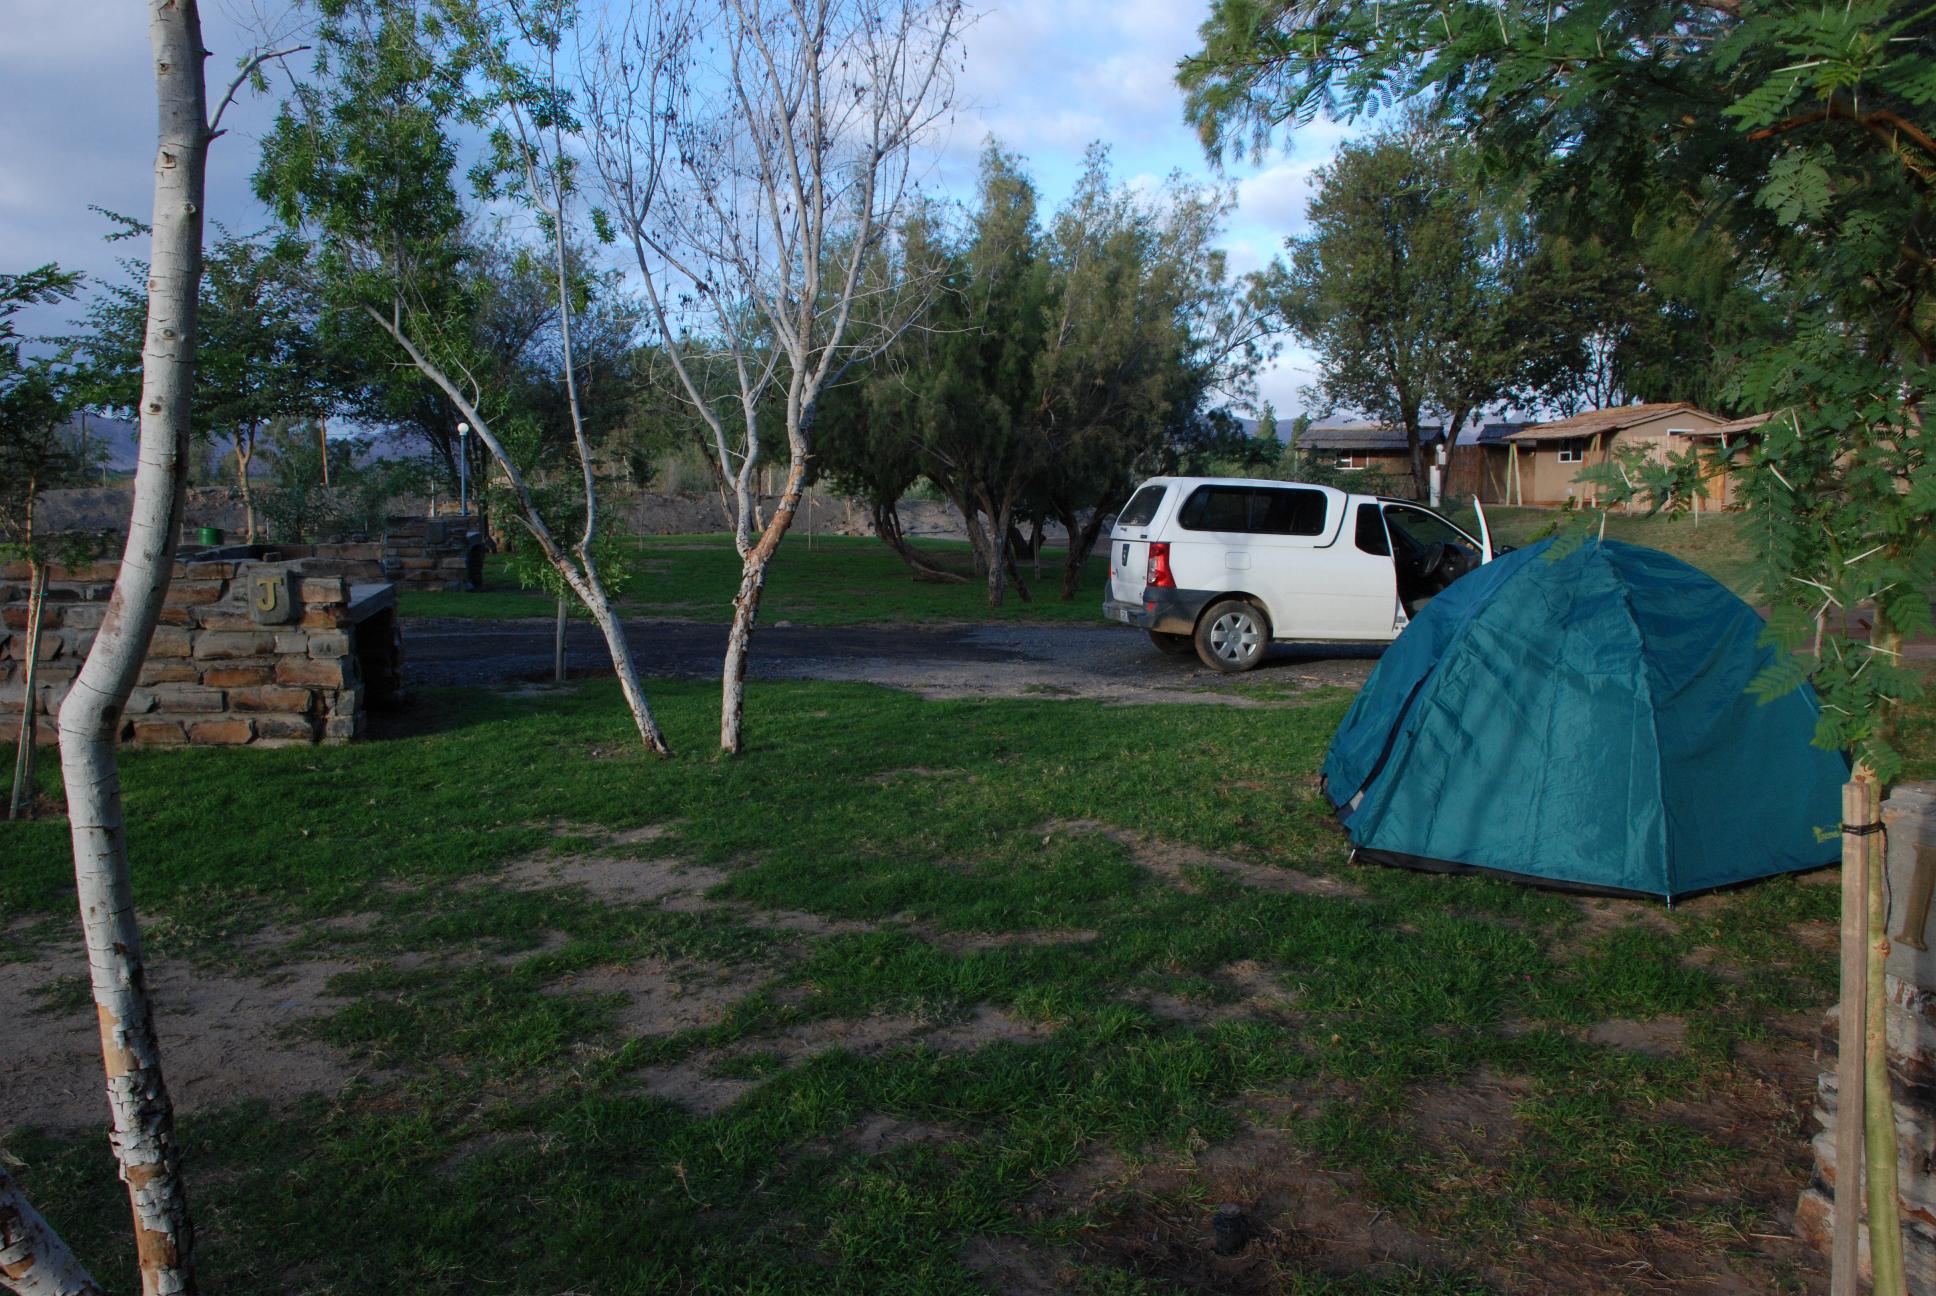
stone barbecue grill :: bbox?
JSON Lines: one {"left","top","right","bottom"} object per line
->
{"left": 1, "top": 554, "right": 402, "bottom": 748}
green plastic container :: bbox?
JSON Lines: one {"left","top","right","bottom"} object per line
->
{"left": 195, "top": 526, "right": 224, "bottom": 546}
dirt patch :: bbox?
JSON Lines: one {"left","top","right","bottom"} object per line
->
{"left": 926, "top": 927, "right": 1099, "bottom": 953}
{"left": 1134, "top": 962, "right": 1302, "bottom": 1027}
{"left": 1, "top": 946, "right": 368, "bottom": 1131}
{"left": 1044, "top": 819, "right": 1362, "bottom": 900}
{"left": 1054, "top": 1122, "right": 1449, "bottom": 1293}
{"left": 629, "top": 1003, "right": 1052, "bottom": 1116}
{"left": 549, "top": 958, "right": 768, "bottom": 1035}
{"left": 1571, "top": 897, "right": 1675, "bottom": 941}
{"left": 960, "top": 1234, "right": 1073, "bottom": 1295}
{"left": 1404, "top": 1067, "right": 1527, "bottom": 1161}
{"left": 999, "top": 1047, "right": 1829, "bottom": 1295}
{"left": 844, "top": 1113, "right": 959, "bottom": 1154}
{"left": 925, "top": 1004, "right": 1054, "bottom": 1051}
{"left": 715, "top": 905, "right": 881, "bottom": 938}
{"left": 864, "top": 766, "right": 955, "bottom": 785}
{"left": 498, "top": 851, "right": 727, "bottom": 906}
{"left": 1587, "top": 1016, "right": 1688, "bottom": 1057}
{"left": 630, "top": 1066, "right": 757, "bottom": 1116}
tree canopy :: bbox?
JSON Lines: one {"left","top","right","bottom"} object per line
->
{"left": 1182, "top": 0, "right": 1935, "bottom": 774}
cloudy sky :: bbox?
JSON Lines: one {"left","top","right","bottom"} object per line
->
{"left": 1, "top": 0, "right": 1364, "bottom": 418}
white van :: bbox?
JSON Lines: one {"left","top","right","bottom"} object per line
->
{"left": 1101, "top": 476, "right": 1495, "bottom": 672}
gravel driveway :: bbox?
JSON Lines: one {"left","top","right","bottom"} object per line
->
{"left": 402, "top": 617, "right": 1381, "bottom": 704}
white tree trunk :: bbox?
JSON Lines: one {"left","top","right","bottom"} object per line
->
{"left": 51, "top": 3, "right": 210, "bottom": 1292}
{"left": 0, "top": 1166, "right": 102, "bottom": 1296}
{"left": 720, "top": 460, "right": 807, "bottom": 754}
{"left": 365, "top": 307, "right": 672, "bottom": 756}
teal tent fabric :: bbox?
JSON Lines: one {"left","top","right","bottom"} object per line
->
{"left": 1321, "top": 537, "right": 1846, "bottom": 898}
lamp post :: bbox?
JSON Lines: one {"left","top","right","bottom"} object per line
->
{"left": 457, "top": 421, "right": 470, "bottom": 516}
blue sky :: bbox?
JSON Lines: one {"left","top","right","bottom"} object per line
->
{"left": 1, "top": 0, "right": 1363, "bottom": 417}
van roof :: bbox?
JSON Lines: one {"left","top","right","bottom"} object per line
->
{"left": 1139, "top": 475, "right": 1347, "bottom": 493}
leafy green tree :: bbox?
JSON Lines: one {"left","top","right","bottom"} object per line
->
{"left": 819, "top": 145, "right": 1257, "bottom": 604}
{"left": 1, "top": 265, "right": 91, "bottom": 823}
{"left": 75, "top": 222, "right": 326, "bottom": 541}
{"left": 1259, "top": 120, "right": 1523, "bottom": 500}
{"left": 254, "top": 423, "right": 429, "bottom": 543}
{"left": 257, "top": 0, "right": 672, "bottom": 754}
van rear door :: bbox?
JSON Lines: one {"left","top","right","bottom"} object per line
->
{"left": 1107, "top": 481, "right": 1170, "bottom": 605}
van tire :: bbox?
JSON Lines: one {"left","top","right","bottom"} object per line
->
{"left": 1195, "top": 599, "right": 1269, "bottom": 673}
{"left": 1149, "top": 631, "right": 1194, "bottom": 656}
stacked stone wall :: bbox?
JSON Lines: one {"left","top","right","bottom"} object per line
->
{"left": 240, "top": 517, "right": 481, "bottom": 592}
{"left": 0, "top": 557, "right": 386, "bottom": 747}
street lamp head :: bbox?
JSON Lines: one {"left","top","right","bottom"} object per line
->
{"left": 457, "top": 422, "right": 470, "bottom": 437}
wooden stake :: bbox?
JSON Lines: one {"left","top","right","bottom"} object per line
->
{"left": 1863, "top": 770, "right": 1907, "bottom": 1295}
{"left": 8, "top": 563, "right": 48, "bottom": 820}
{"left": 1833, "top": 779, "right": 1871, "bottom": 1296}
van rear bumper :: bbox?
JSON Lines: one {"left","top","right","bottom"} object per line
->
{"left": 1102, "top": 588, "right": 1216, "bottom": 635}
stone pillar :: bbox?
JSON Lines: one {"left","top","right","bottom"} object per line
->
{"left": 1797, "top": 783, "right": 1936, "bottom": 1291}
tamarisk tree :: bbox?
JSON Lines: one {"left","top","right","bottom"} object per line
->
{"left": 584, "top": 0, "right": 966, "bottom": 754}
{"left": 258, "top": 0, "right": 671, "bottom": 755}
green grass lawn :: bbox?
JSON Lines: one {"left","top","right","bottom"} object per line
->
{"left": 1, "top": 679, "right": 1837, "bottom": 1293}
{"left": 1483, "top": 506, "right": 1760, "bottom": 599}
{"left": 402, "top": 508, "right": 1761, "bottom": 627}
{"left": 401, "top": 534, "right": 1110, "bottom": 625}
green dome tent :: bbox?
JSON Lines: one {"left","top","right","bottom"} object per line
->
{"left": 1321, "top": 536, "right": 1846, "bottom": 899}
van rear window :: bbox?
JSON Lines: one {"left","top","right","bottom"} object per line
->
{"left": 1177, "top": 486, "right": 1328, "bottom": 536}
{"left": 1115, "top": 484, "right": 1167, "bottom": 529}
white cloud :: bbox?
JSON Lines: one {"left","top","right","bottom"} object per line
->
{"left": 1234, "top": 161, "right": 1321, "bottom": 234}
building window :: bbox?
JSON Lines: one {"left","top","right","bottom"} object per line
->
{"left": 1556, "top": 438, "right": 1587, "bottom": 464}
{"left": 1336, "top": 454, "right": 1361, "bottom": 470}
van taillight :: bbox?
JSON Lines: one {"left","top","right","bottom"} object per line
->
{"left": 1146, "top": 542, "right": 1175, "bottom": 590}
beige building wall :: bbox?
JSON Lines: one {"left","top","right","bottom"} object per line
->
{"left": 1510, "top": 409, "right": 1731, "bottom": 506}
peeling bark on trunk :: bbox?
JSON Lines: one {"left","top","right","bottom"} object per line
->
{"left": 0, "top": 1165, "right": 103, "bottom": 1296}
{"left": 720, "top": 460, "right": 807, "bottom": 755}
{"left": 53, "top": 4, "right": 209, "bottom": 1293}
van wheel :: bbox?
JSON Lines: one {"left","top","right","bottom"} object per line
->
{"left": 1196, "top": 599, "right": 1269, "bottom": 673}
{"left": 1149, "top": 631, "right": 1194, "bottom": 657}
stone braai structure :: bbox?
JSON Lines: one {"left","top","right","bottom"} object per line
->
{"left": 1797, "top": 782, "right": 1936, "bottom": 1292}
{"left": 1, "top": 556, "right": 401, "bottom": 747}
{"left": 269, "top": 516, "right": 485, "bottom": 592}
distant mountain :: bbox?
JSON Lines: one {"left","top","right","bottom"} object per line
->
{"left": 63, "top": 413, "right": 140, "bottom": 475}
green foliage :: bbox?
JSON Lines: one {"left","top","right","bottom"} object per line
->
{"left": 1179, "top": 0, "right": 1936, "bottom": 775}
{"left": 1575, "top": 443, "right": 1716, "bottom": 520}
{"left": 817, "top": 143, "right": 1258, "bottom": 599}
{"left": 254, "top": 427, "right": 430, "bottom": 543}
{"left": 0, "top": 264, "right": 92, "bottom": 559}
{"left": 1259, "top": 119, "right": 1563, "bottom": 499}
